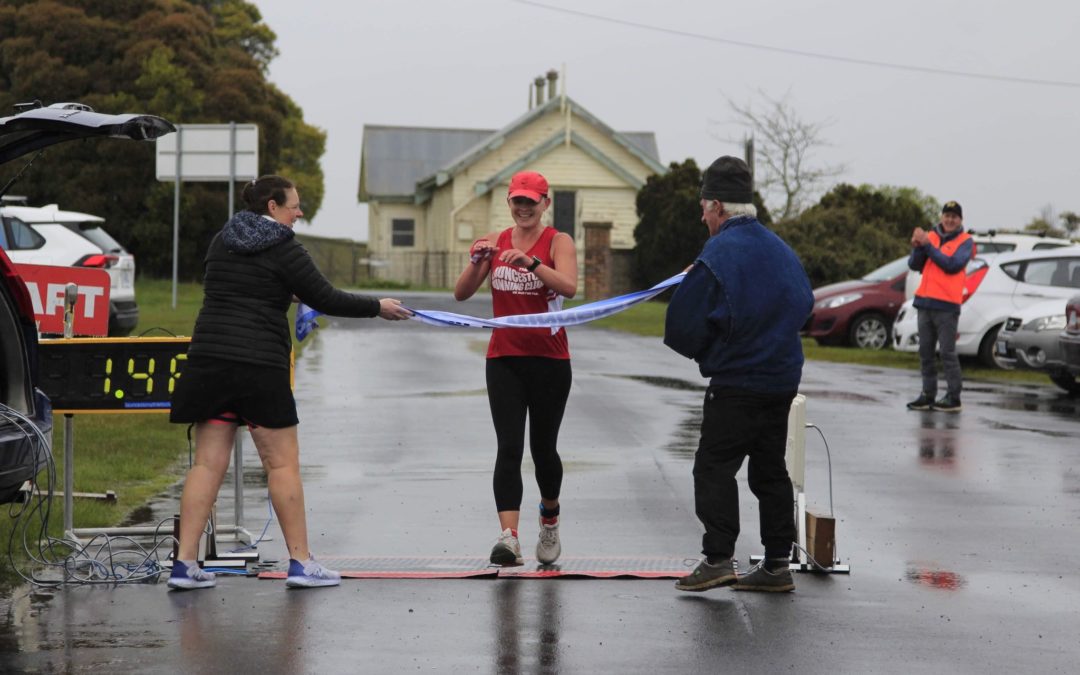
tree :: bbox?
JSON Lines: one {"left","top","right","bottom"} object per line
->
{"left": 632, "top": 159, "right": 705, "bottom": 290}
{"left": 0, "top": 0, "right": 325, "bottom": 279}
{"left": 631, "top": 159, "right": 771, "bottom": 290}
{"left": 1060, "top": 211, "right": 1080, "bottom": 238}
{"left": 1023, "top": 204, "right": 1067, "bottom": 239}
{"left": 723, "top": 91, "right": 843, "bottom": 221}
{"left": 773, "top": 183, "right": 933, "bottom": 288}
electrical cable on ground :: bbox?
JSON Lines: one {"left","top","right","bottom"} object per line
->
{"left": 2, "top": 401, "right": 182, "bottom": 586}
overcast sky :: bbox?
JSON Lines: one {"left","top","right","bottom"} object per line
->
{"left": 253, "top": 0, "right": 1080, "bottom": 242}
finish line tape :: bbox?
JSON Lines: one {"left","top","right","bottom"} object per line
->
{"left": 295, "top": 272, "right": 685, "bottom": 339}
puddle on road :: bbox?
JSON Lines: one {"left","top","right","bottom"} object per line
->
{"left": 664, "top": 407, "right": 701, "bottom": 458}
{"left": 119, "top": 505, "right": 154, "bottom": 527}
{"left": 370, "top": 388, "right": 488, "bottom": 399}
{"left": 984, "top": 420, "right": 1075, "bottom": 439}
{"left": 798, "top": 389, "right": 879, "bottom": 403}
{"left": 607, "top": 374, "right": 701, "bottom": 391}
{"left": 905, "top": 563, "right": 966, "bottom": 590}
{"left": 983, "top": 395, "right": 1080, "bottom": 419}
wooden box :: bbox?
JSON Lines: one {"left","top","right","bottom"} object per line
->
{"left": 805, "top": 510, "right": 836, "bottom": 568}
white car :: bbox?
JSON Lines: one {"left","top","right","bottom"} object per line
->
{"left": 902, "top": 231, "right": 1073, "bottom": 299}
{"left": 0, "top": 200, "right": 138, "bottom": 335}
{"left": 893, "top": 246, "right": 1080, "bottom": 366}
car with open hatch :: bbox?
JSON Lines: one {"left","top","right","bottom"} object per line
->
{"left": 0, "top": 101, "right": 173, "bottom": 504}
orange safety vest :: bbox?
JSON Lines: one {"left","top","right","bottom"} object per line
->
{"left": 915, "top": 230, "right": 971, "bottom": 304}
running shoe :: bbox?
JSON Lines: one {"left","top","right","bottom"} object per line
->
{"left": 535, "top": 517, "right": 561, "bottom": 564}
{"left": 167, "top": 560, "right": 216, "bottom": 590}
{"left": 490, "top": 528, "right": 523, "bottom": 566}
{"left": 285, "top": 557, "right": 342, "bottom": 588}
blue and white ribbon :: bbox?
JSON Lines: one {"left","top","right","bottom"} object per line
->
{"left": 408, "top": 273, "right": 685, "bottom": 329}
{"left": 294, "top": 273, "right": 685, "bottom": 339}
{"left": 295, "top": 302, "right": 322, "bottom": 340}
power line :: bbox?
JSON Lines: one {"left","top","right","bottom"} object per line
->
{"left": 513, "top": 0, "right": 1080, "bottom": 89}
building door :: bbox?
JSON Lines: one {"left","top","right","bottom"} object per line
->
{"left": 553, "top": 191, "right": 576, "bottom": 238}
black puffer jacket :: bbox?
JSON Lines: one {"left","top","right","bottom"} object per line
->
{"left": 187, "top": 211, "right": 380, "bottom": 369}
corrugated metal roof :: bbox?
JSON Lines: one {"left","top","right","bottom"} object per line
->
{"left": 361, "top": 126, "right": 496, "bottom": 198}
{"left": 621, "top": 132, "right": 659, "bottom": 164}
{"left": 359, "top": 100, "right": 663, "bottom": 200}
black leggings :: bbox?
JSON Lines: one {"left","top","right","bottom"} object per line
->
{"left": 486, "top": 356, "right": 572, "bottom": 512}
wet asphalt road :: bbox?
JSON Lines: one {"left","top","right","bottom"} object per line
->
{"left": 3, "top": 290, "right": 1080, "bottom": 673}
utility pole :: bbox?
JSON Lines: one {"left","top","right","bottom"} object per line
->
{"left": 744, "top": 135, "right": 755, "bottom": 191}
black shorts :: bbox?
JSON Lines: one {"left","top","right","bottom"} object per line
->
{"left": 169, "top": 356, "right": 298, "bottom": 429}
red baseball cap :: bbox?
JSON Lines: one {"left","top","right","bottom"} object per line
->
{"left": 507, "top": 171, "right": 548, "bottom": 201}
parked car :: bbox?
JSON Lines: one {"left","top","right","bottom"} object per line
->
{"left": 1058, "top": 294, "right": 1080, "bottom": 389}
{"left": 803, "top": 255, "right": 908, "bottom": 349}
{"left": 902, "top": 231, "right": 1074, "bottom": 299}
{"left": 0, "top": 247, "right": 52, "bottom": 503}
{"left": 1, "top": 200, "right": 138, "bottom": 335}
{"left": 893, "top": 246, "right": 1080, "bottom": 367}
{"left": 994, "top": 298, "right": 1078, "bottom": 393}
{"left": 0, "top": 101, "right": 174, "bottom": 504}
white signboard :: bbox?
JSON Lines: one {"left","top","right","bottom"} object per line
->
{"left": 155, "top": 123, "right": 259, "bottom": 181}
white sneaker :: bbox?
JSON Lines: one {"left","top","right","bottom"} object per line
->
{"left": 167, "top": 560, "right": 216, "bottom": 590}
{"left": 490, "top": 528, "right": 523, "bottom": 566}
{"left": 285, "top": 557, "right": 342, "bottom": 588}
{"left": 535, "top": 517, "right": 561, "bottom": 564}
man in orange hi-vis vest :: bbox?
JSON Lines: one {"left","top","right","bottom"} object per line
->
{"left": 905, "top": 201, "right": 974, "bottom": 413}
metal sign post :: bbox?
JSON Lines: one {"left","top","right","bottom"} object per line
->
{"left": 171, "top": 127, "right": 182, "bottom": 310}
{"left": 62, "top": 283, "right": 76, "bottom": 538}
{"left": 156, "top": 123, "right": 259, "bottom": 309}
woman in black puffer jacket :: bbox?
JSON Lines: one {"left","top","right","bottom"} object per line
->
{"left": 167, "top": 175, "right": 412, "bottom": 591}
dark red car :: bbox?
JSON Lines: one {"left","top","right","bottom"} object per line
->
{"left": 1059, "top": 294, "right": 1080, "bottom": 388}
{"left": 803, "top": 255, "right": 908, "bottom": 350}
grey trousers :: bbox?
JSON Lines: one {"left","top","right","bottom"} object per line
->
{"left": 917, "top": 308, "right": 962, "bottom": 398}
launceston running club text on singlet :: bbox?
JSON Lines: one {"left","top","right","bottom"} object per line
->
{"left": 490, "top": 264, "right": 546, "bottom": 294}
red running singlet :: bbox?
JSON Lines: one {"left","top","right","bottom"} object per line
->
{"left": 486, "top": 226, "right": 570, "bottom": 359}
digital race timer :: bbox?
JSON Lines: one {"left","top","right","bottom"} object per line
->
{"left": 38, "top": 337, "right": 191, "bottom": 413}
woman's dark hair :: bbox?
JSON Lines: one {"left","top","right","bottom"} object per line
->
{"left": 242, "top": 175, "right": 294, "bottom": 215}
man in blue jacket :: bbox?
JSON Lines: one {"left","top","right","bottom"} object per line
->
{"left": 664, "top": 156, "right": 814, "bottom": 593}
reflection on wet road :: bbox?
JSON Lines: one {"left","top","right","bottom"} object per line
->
{"left": 4, "top": 292, "right": 1080, "bottom": 672}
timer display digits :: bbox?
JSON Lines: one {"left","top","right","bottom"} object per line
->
{"left": 38, "top": 337, "right": 192, "bottom": 413}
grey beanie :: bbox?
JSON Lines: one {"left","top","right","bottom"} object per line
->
{"left": 700, "top": 156, "right": 753, "bottom": 203}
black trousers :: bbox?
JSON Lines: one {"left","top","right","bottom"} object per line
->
{"left": 486, "top": 356, "right": 572, "bottom": 512}
{"left": 694, "top": 386, "right": 797, "bottom": 560}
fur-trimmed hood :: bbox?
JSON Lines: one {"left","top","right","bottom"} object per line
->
{"left": 222, "top": 210, "right": 295, "bottom": 254}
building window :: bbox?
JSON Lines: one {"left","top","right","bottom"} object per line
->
{"left": 553, "top": 191, "right": 576, "bottom": 238}
{"left": 391, "top": 218, "right": 415, "bottom": 247}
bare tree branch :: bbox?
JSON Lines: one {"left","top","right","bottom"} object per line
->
{"left": 722, "top": 90, "right": 844, "bottom": 220}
